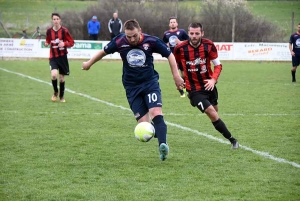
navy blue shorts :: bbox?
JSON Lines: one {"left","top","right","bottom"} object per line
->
{"left": 126, "top": 80, "right": 162, "bottom": 121}
{"left": 292, "top": 55, "right": 300, "bottom": 67}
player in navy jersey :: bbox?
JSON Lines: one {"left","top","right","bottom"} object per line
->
{"left": 163, "top": 17, "right": 189, "bottom": 97}
{"left": 82, "top": 19, "right": 184, "bottom": 161}
{"left": 45, "top": 13, "right": 74, "bottom": 103}
{"left": 289, "top": 23, "right": 300, "bottom": 82}
{"left": 174, "top": 22, "right": 239, "bottom": 149}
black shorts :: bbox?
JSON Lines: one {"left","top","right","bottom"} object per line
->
{"left": 50, "top": 55, "right": 70, "bottom": 75}
{"left": 292, "top": 55, "right": 300, "bottom": 67}
{"left": 188, "top": 87, "right": 218, "bottom": 113}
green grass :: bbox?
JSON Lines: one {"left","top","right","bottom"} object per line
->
{"left": 247, "top": 1, "right": 300, "bottom": 39}
{"left": 0, "top": 59, "right": 299, "bottom": 200}
{"left": 0, "top": 0, "right": 96, "bottom": 37}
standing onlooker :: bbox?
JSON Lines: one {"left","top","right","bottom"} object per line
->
{"left": 45, "top": 13, "right": 74, "bottom": 103}
{"left": 87, "top": 15, "right": 100, "bottom": 40}
{"left": 173, "top": 22, "right": 239, "bottom": 149}
{"left": 163, "top": 17, "right": 189, "bottom": 97}
{"left": 289, "top": 23, "right": 300, "bottom": 82}
{"left": 108, "top": 12, "right": 122, "bottom": 40}
{"left": 82, "top": 19, "right": 185, "bottom": 161}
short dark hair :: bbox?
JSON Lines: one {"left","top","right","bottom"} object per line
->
{"left": 188, "top": 22, "right": 203, "bottom": 31}
{"left": 169, "top": 17, "right": 177, "bottom": 22}
{"left": 51, "top": 13, "right": 61, "bottom": 19}
{"left": 124, "top": 19, "right": 141, "bottom": 30}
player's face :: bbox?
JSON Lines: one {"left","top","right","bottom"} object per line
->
{"left": 52, "top": 16, "right": 61, "bottom": 27}
{"left": 125, "top": 28, "right": 141, "bottom": 46}
{"left": 188, "top": 27, "right": 203, "bottom": 47}
{"left": 169, "top": 19, "right": 178, "bottom": 30}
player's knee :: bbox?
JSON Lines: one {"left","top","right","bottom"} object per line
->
{"left": 205, "top": 106, "right": 219, "bottom": 122}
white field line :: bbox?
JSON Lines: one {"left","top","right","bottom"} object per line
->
{"left": 0, "top": 110, "right": 299, "bottom": 117}
{"left": 1, "top": 67, "right": 299, "bottom": 169}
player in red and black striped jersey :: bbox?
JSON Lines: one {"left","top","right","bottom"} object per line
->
{"left": 45, "top": 13, "right": 74, "bottom": 103}
{"left": 174, "top": 22, "right": 239, "bottom": 149}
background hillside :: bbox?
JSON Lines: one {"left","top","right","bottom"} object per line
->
{"left": 0, "top": 0, "right": 299, "bottom": 41}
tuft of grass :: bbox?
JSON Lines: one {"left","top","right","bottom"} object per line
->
{"left": 0, "top": 59, "right": 299, "bottom": 200}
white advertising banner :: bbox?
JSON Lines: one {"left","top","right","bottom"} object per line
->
{"left": 0, "top": 38, "right": 291, "bottom": 61}
{"left": 233, "top": 43, "right": 290, "bottom": 61}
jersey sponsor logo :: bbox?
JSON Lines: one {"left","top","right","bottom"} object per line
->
{"left": 296, "top": 38, "right": 300, "bottom": 47}
{"left": 121, "top": 45, "right": 130, "bottom": 48}
{"left": 188, "top": 68, "right": 198, "bottom": 72}
{"left": 169, "top": 35, "right": 178, "bottom": 47}
{"left": 186, "top": 58, "right": 206, "bottom": 66}
{"left": 126, "top": 49, "right": 146, "bottom": 67}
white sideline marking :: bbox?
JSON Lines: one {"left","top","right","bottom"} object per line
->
{"left": 1, "top": 67, "right": 299, "bottom": 169}
{"left": 1, "top": 110, "right": 299, "bottom": 117}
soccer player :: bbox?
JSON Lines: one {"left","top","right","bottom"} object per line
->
{"left": 173, "top": 22, "right": 239, "bottom": 149}
{"left": 44, "top": 13, "right": 74, "bottom": 102}
{"left": 163, "top": 17, "right": 189, "bottom": 97}
{"left": 82, "top": 19, "right": 184, "bottom": 161}
{"left": 289, "top": 23, "right": 300, "bottom": 82}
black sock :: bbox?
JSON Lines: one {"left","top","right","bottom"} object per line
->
{"left": 59, "top": 81, "right": 65, "bottom": 98}
{"left": 152, "top": 115, "right": 167, "bottom": 145}
{"left": 179, "top": 89, "right": 184, "bottom": 95}
{"left": 212, "top": 118, "right": 233, "bottom": 140}
{"left": 291, "top": 70, "right": 296, "bottom": 81}
{"left": 52, "top": 79, "right": 58, "bottom": 93}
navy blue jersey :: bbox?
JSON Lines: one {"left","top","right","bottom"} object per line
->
{"left": 104, "top": 33, "right": 172, "bottom": 87}
{"left": 289, "top": 33, "right": 300, "bottom": 56}
{"left": 163, "top": 28, "right": 189, "bottom": 52}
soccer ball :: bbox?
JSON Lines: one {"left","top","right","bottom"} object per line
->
{"left": 134, "top": 122, "right": 155, "bottom": 142}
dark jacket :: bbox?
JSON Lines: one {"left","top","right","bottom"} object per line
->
{"left": 108, "top": 18, "right": 123, "bottom": 36}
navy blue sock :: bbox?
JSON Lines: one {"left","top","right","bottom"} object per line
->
{"left": 152, "top": 115, "right": 167, "bottom": 145}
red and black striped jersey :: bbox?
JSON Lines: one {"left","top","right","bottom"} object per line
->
{"left": 45, "top": 26, "right": 74, "bottom": 59}
{"left": 174, "top": 38, "right": 222, "bottom": 92}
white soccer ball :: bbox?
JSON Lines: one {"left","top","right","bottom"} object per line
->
{"left": 134, "top": 122, "right": 155, "bottom": 142}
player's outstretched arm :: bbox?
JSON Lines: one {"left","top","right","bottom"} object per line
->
{"left": 82, "top": 49, "right": 107, "bottom": 70}
{"left": 167, "top": 53, "right": 184, "bottom": 90}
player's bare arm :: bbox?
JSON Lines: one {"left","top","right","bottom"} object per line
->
{"left": 82, "top": 49, "right": 107, "bottom": 70}
{"left": 167, "top": 53, "right": 184, "bottom": 89}
{"left": 289, "top": 43, "right": 295, "bottom": 56}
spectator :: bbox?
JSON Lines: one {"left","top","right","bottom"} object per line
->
{"left": 87, "top": 15, "right": 100, "bottom": 40}
{"left": 108, "top": 12, "right": 122, "bottom": 40}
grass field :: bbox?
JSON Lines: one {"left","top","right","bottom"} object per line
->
{"left": 0, "top": 0, "right": 299, "bottom": 41}
{"left": 0, "top": 59, "right": 299, "bottom": 200}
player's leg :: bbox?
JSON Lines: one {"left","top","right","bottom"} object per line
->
{"left": 291, "top": 56, "right": 299, "bottom": 82}
{"left": 146, "top": 82, "right": 169, "bottom": 160}
{"left": 50, "top": 60, "right": 59, "bottom": 101}
{"left": 58, "top": 55, "right": 70, "bottom": 102}
{"left": 191, "top": 91, "right": 239, "bottom": 149}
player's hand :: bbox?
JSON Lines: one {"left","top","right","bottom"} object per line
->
{"left": 291, "top": 51, "right": 295, "bottom": 57}
{"left": 58, "top": 41, "right": 65, "bottom": 48}
{"left": 44, "top": 42, "right": 48, "bottom": 47}
{"left": 82, "top": 61, "right": 91, "bottom": 70}
{"left": 204, "top": 79, "right": 216, "bottom": 91}
{"left": 174, "top": 76, "right": 185, "bottom": 90}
